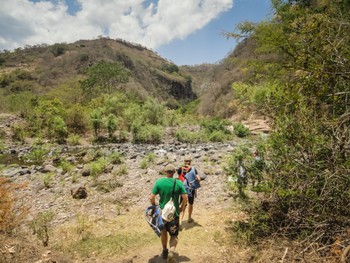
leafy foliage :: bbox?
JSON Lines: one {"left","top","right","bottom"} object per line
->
{"left": 233, "top": 123, "right": 250, "bottom": 138}
{"left": 229, "top": 0, "right": 350, "bottom": 248}
{"left": 80, "top": 61, "right": 130, "bottom": 100}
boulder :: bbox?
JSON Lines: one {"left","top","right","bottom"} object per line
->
{"left": 71, "top": 186, "right": 87, "bottom": 199}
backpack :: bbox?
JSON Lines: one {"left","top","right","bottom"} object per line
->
{"left": 179, "top": 165, "right": 191, "bottom": 182}
{"left": 145, "top": 205, "right": 164, "bottom": 237}
{"left": 183, "top": 167, "right": 201, "bottom": 197}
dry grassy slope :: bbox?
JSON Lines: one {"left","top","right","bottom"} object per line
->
{"left": 0, "top": 38, "right": 195, "bottom": 102}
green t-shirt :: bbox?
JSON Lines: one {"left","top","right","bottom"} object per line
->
{"left": 152, "top": 178, "right": 187, "bottom": 216}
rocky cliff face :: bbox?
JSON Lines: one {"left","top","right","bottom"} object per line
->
{"left": 155, "top": 72, "right": 197, "bottom": 101}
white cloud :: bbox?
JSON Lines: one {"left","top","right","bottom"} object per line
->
{"left": 0, "top": 0, "right": 233, "bottom": 50}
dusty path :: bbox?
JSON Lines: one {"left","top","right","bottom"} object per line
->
{"left": 105, "top": 164, "right": 248, "bottom": 263}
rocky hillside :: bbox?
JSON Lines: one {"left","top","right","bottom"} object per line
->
{"left": 0, "top": 38, "right": 196, "bottom": 105}
{"left": 181, "top": 38, "right": 258, "bottom": 117}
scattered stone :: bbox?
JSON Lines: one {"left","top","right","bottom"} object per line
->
{"left": 41, "top": 164, "right": 56, "bottom": 173}
{"left": 81, "top": 167, "right": 90, "bottom": 177}
{"left": 71, "top": 186, "right": 87, "bottom": 199}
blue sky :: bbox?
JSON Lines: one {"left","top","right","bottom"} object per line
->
{"left": 0, "top": 0, "right": 272, "bottom": 66}
{"left": 158, "top": 0, "right": 272, "bottom": 65}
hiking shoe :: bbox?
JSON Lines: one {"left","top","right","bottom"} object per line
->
{"left": 162, "top": 249, "right": 168, "bottom": 259}
{"left": 187, "top": 218, "right": 194, "bottom": 223}
{"left": 167, "top": 251, "right": 174, "bottom": 263}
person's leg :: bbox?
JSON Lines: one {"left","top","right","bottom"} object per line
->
{"left": 187, "top": 192, "right": 195, "bottom": 222}
{"left": 161, "top": 228, "right": 168, "bottom": 259}
{"left": 168, "top": 217, "right": 179, "bottom": 262}
{"left": 169, "top": 236, "right": 178, "bottom": 251}
{"left": 188, "top": 204, "right": 193, "bottom": 221}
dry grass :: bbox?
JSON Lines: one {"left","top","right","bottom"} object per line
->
{"left": 0, "top": 177, "right": 29, "bottom": 234}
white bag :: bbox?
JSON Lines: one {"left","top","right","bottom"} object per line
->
{"left": 162, "top": 198, "right": 175, "bottom": 222}
{"left": 162, "top": 178, "right": 177, "bottom": 222}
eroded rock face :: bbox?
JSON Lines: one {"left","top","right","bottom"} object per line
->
{"left": 155, "top": 72, "right": 197, "bottom": 101}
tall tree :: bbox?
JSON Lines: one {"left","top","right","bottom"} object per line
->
{"left": 81, "top": 61, "right": 130, "bottom": 100}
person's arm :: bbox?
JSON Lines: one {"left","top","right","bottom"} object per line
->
{"left": 177, "top": 167, "right": 182, "bottom": 175}
{"left": 195, "top": 168, "right": 201, "bottom": 181}
{"left": 180, "top": 194, "right": 188, "bottom": 212}
{"left": 149, "top": 193, "right": 156, "bottom": 205}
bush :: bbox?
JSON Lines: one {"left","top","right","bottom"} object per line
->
{"left": 105, "top": 113, "right": 118, "bottom": 139}
{"left": 142, "top": 99, "right": 165, "bottom": 125}
{"left": 131, "top": 121, "right": 163, "bottom": 144}
{"left": 4, "top": 92, "right": 35, "bottom": 114}
{"left": 208, "top": 130, "right": 229, "bottom": 142}
{"left": 47, "top": 116, "right": 68, "bottom": 143}
{"left": 161, "top": 63, "right": 179, "bottom": 74}
{"left": 11, "top": 124, "right": 26, "bottom": 142}
{"left": 89, "top": 158, "right": 107, "bottom": 178}
{"left": 108, "top": 152, "right": 124, "bottom": 165}
{"left": 90, "top": 108, "right": 103, "bottom": 138}
{"left": 234, "top": 123, "right": 250, "bottom": 137}
{"left": 66, "top": 105, "right": 89, "bottom": 134}
{"left": 58, "top": 160, "right": 73, "bottom": 173}
{"left": 50, "top": 43, "right": 67, "bottom": 57}
{"left": 175, "top": 128, "right": 208, "bottom": 143}
{"left": 140, "top": 152, "right": 156, "bottom": 169}
{"left": 67, "top": 133, "right": 81, "bottom": 145}
{"left": 43, "top": 173, "right": 54, "bottom": 188}
{"left": 24, "top": 145, "right": 48, "bottom": 164}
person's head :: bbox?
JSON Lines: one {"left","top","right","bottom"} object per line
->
{"left": 183, "top": 155, "right": 192, "bottom": 166}
{"left": 163, "top": 164, "right": 176, "bottom": 177}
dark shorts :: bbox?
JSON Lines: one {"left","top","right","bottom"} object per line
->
{"left": 164, "top": 216, "right": 179, "bottom": 236}
{"left": 180, "top": 189, "right": 196, "bottom": 205}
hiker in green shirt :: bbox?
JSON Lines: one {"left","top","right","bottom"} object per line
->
{"left": 150, "top": 164, "right": 188, "bottom": 262}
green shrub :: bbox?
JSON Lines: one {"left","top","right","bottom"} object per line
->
{"left": 142, "top": 99, "right": 165, "bottom": 125}
{"left": 161, "top": 63, "right": 179, "bottom": 73}
{"left": 175, "top": 128, "right": 208, "bottom": 143}
{"left": 43, "top": 173, "right": 54, "bottom": 188}
{"left": 163, "top": 109, "right": 179, "bottom": 126}
{"left": 26, "top": 98, "right": 66, "bottom": 139}
{"left": 50, "top": 43, "right": 67, "bottom": 57}
{"left": 106, "top": 113, "right": 118, "bottom": 139}
{"left": 234, "top": 123, "right": 250, "bottom": 137}
{"left": 25, "top": 145, "right": 48, "bottom": 164}
{"left": 90, "top": 108, "right": 103, "bottom": 138}
{"left": 208, "top": 130, "right": 229, "bottom": 142}
{"left": 200, "top": 118, "right": 232, "bottom": 135}
{"left": 5, "top": 92, "right": 34, "bottom": 114}
{"left": 66, "top": 105, "right": 89, "bottom": 134}
{"left": 131, "top": 121, "right": 163, "bottom": 144}
{"left": 47, "top": 116, "right": 68, "bottom": 143}
{"left": 108, "top": 152, "right": 124, "bottom": 165}
{"left": 89, "top": 158, "right": 107, "bottom": 178}
{"left": 123, "top": 103, "right": 141, "bottom": 130}
{"left": 58, "top": 160, "right": 73, "bottom": 173}
{"left": 67, "top": 133, "right": 81, "bottom": 145}
{"left": 11, "top": 124, "right": 26, "bottom": 142}
{"left": 140, "top": 152, "right": 156, "bottom": 169}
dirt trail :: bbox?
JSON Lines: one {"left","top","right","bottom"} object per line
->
{"left": 109, "top": 172, "right": 247, "bottom": 263}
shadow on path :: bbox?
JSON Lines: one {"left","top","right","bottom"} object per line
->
{"left": 148, "top": 252, "right": 191, "bottom": 262}
{"left": 180, "top": 219, "right": 203, "bottom": 231}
